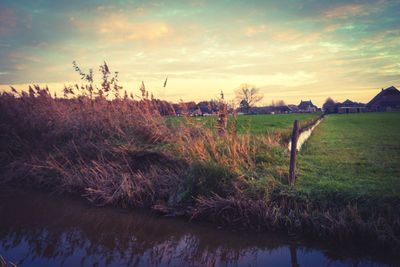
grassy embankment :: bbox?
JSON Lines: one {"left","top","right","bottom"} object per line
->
{"left": 0, "top": 76, "right": 399, "bottom": 247}
{"left": 298, "top": 113, "right": 400, "bottom": 201}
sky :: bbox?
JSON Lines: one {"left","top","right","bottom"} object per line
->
{"left": 0, "top": 0, "right": 399, "bottom": 106}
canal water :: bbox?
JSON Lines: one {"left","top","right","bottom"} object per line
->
{"left": 288, "top": 118, "right": 323, "bottom": 152}
{"left": 0, "top": 188, "right": 398, "bottom": 267}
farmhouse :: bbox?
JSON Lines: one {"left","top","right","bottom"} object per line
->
{"left": 288, "top": 104, "right": 299, "bottom": 113}
{"left": 337, "top": 99, "right": 366, "bottom": 114}
{"left": 298, "top": 100, "right": 318, "bottom": 112}
{"left": 248, "top": 105, "right": 292, "bottom": 114}
{"left": 367, "top": 86, "right": 400, "bottom": 112}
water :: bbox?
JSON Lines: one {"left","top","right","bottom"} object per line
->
{"left": 288, "top": 118, "right": 323, "bottom": 151}
{"left": 0, "top": 188, "right": 397, "bottom": 267}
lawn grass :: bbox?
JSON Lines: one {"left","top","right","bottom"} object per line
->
{"left": 298, "top": 112, "right": 400, "bottom": 201}
{"left": 167, "top": 113, "right": 319, "bottom": 135}
{"left": 235, "top": 113, "right": 320, "bottom": 134}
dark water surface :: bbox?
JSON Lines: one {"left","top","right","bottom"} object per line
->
{"left": 0, "top": 188, "right": 398, "bottom": 267}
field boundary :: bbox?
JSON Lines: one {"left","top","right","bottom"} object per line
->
{"left": 288, "top": 114, "right": 324, "bottom": 152}
{"left": 288, "top": 115, "right": 324, "bottom": 185}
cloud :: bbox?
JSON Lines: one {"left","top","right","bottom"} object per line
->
{"left": 323, "top": 23, "right": 341, "bottom": 33}
{"left": 0, "top": 7, "right": 17, "bottom": 34}
{"left": 8, "top": 52, "right": 40, "bottom": 62}
{"left": 323, "top": 2, "right": 385, "bottom": 19}
{"left": 0, "top": 0, "right": 399, "bottom": 105}
{"left": 98, "top": 17, "right": 172, "bottom": 41}
{"left": 261, "top": 71, "right": 318, "bottom": 87}
{"left": 13, "top": 64, "right": 27, "bottom": 71}
{"left": 244, "top": 25, "right": 266, "bottom": 37}
{"left": 324, "top": 4, "right": 365, "bottom": 18}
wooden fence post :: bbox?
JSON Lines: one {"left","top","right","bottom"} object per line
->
{"left": 217, "top": 90, "right": 227, "bottom": 135}
{"left": 289, "top": 120, "right": 299, "bottom": 186}
{"left": 290, "top": 243, "right": 300, "bottom": 267}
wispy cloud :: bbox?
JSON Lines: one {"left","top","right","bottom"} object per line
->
{"left": 0, "top": 0, "right": 399, "bottom": 105}
{"left": 324, "top": 4, "right": 366, "bottom": 19}
{"left": 244, "top": 25, "right": 267, "bottom": 37}
{"left": 97, "top": 16, "right": 172, "bottom": 42}
{"left": 0, "top": 7, "right": 17, "bottom": 34}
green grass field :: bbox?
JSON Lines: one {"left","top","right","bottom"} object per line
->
{"left": 298, "top": 112, "right": 400, "bottom": 200}
{"left": 168, "top": 113, "right": 319, "bottom": 135}
{"left": 234, "top": 113, "right": 319, "bottom": 134}
{"left": 170, "top": 112, "right": 399, "bottom": 201}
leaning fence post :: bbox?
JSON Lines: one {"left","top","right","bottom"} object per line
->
{"left": 289, "top": 120, "right": 299, "bottom": 186}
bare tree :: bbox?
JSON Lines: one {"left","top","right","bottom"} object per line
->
{"left": 235, "top": 83, "right": 263, "bottom": 113}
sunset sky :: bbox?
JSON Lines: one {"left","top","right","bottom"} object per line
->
{"left": 0, "top": 0, "right": 399, "bottom": 106}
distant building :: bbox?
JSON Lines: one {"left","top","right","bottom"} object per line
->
{"left": 322, "top": 99, "right": 365, "bottom": 114}
{"left": 198, "top": 100, "right": 218, "bottom": 115}
{"left": 247, "top": 106, "right": 269, "bottom": 114}
{"left": 271, "top": 105, "right": 292, "bottom": 114}
{"left": 246, "top": 105, "right": 292, "bottom": 114}
{"left": 191, "top": 108, "right": 203, "bottom": 116}
{"left": 337, "top": 99, "right": 366, "bottom": 114}
{"left": 298, "top": 100, "right": 318, "bottom": 112}
{"left": 367, "top": 86, "right": 400, "bottom": 112}
{"left": 288, "top": 105, "right": 299, "bottom": 113}
{"left": 172, "top": 101, "right": 198, "bottom": 116}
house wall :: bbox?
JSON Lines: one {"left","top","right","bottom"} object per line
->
{"left": 338, "top": 107, "right": 365, "bottom": 113}
{"left": 367, "top": 105, "right": 400, "bottom": 112}
{"left": 298, "top": 107, "right": 317, "bottom": 113}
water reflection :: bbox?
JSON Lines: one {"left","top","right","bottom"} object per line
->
{"left": 288, "top": 118, "right": 323, "bottom": 151}
{"left": 0, "top": 188, "right": 397, "bottom": 267}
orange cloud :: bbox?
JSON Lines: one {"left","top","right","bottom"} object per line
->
{"left": 242, "top": 24, "right": 321, "bottom": 43}
{"left": 14, "top": 64, "right": 27, "bottom": 70}
{"left": 324, "top": 23, "right": 341, "bottom": 32}
{"left": 97, "top": 15, "right": 172, "bottom": 42}
{"left": 324, "top": 3, "right": 376, "bottom": 19}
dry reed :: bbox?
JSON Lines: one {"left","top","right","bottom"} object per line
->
{"left": 1, "top": 62, "right": 399, "bottom": 247}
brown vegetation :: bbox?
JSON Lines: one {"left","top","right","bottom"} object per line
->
{"left": 0, "top": 62, "right": 277, "bottom": 211}
{"left": 0, "top": 62, "right": 399, "bottom": 249}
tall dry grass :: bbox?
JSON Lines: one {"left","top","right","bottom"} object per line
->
{"left": 1, "top": 62, "right": 398, "bottom": 247}
{"left": 0, "top": 62, "right": 279, "bottom": 211}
